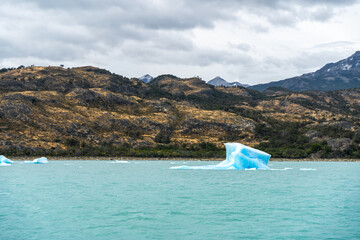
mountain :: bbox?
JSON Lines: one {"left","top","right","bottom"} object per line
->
{"left": 0, "top": 66, "right": 359, "bottom": 158}
{"left": 139, "top": 74, "right": 153, "bottom": 83}
{"left": 250, "top": 51, "right": 360, "bottom": 92}
{"left": 208, "top": 76, "right": 250, "bottom": 87}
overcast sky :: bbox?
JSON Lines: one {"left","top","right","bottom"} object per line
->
{"left": 1, "top": 0, "right": 360, "bottom": 85}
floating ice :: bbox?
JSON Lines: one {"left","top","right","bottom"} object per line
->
{"left": 0, "top": 162, "right": 11, "bottom": 166}
{"left": 0, "top": 155, "right": 13, "bottom": 165}
{"left": 115, "top": 160, "right": 129, "bottom": 163}
{"left": 24, "top": 157, "right": 48, "bottom": 164}
{"left": 109, "top": 160, "right": 130, "bottom": 164}
{"left": 171, "top": 143, "right": 271, "bottom": 170}
{"left": 245, "top": 168, "right": 257, "bottom": 171}
{"left": 270, "top": 167, "right": 293, "bottom": 171}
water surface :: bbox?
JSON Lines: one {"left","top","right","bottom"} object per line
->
{"left": 1, "top": 161, "right": 359, "bottom": 239}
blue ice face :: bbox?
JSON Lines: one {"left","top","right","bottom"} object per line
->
{"left": 171, "top": 143, "right": 271, "bottom": 170}
{"left": 33, "top": 157, "right": 48, "bottom": 164}
{"left": 225, "top": 143, "right": 270, "bottom": 169}
{"left": 0, "top": 155, "right": 14, "bottom": 164}
{"left": 24, "top": 157, "right": 48, "bottom": 164}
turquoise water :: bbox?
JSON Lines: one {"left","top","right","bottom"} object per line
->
{"left": 1, "top": 161, "right": 359, "bottom": 240}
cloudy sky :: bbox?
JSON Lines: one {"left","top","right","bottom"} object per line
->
{"left": 1, "top": 0, "right": 360, "bottom": 85}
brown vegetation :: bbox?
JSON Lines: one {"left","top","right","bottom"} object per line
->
{"left": 1, "top": 66, "right": 359, "bottom": 158}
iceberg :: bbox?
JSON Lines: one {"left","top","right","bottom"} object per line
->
{"left": 24, "top": 157, "right": 48, "bottom": 164}
{"left": 115, "top": 160, "right": 129, "bottom": 163}
{"left": 0, "top": 155, "right": 14, "bottom": 165}
{"left": 171, "top": 143, "right": 271, "bottom": 170}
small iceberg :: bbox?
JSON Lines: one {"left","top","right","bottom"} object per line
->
{"left": 24, "top": 157, "right": 48, "bottom": 164}
{"left": 115, "top": 160, "right": 129, "bottom": 163}
{"left": 109, "top": 160, "right": 130, "bottom": 164}
{"left": 0, "top": 155, "right": 13, "bottom": 165}
{"left": 171, "top": 143, "right": 271, "bottom": 170}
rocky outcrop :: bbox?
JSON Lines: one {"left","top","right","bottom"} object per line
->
{"left": 305, "top": 130, "right": 321, "bottom": 142}
{"left": 0, "top": 101, "right": 32, "bottom": 120}
{"left": 327, "top": 138, "right": 351, "bottom": 151}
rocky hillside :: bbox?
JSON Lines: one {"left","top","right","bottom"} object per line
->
{"left": 0, "top": 66, "right": 359, "bottom": 158}
{"left": 250, "top": 51, "right": 360, "bottom": 92}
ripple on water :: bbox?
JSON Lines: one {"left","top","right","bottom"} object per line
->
{"left": 0, "top": 160, "right": 358, "bottom": 240}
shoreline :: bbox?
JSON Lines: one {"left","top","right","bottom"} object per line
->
{"left": 8, "top": 156, "right": 360, "bottom": 162}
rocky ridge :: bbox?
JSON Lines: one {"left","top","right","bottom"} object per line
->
{"left": 250, "top": 51, "right": 360, "bottom": 92}
{"left": 0, "top": 66, "right": 359, "bottom": 158}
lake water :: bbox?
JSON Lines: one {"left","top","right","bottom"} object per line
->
{"left": 1, "top": 161, "right": 359, "bottom": 239}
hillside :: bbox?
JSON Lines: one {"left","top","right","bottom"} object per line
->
{"left": 250, "top": 51, "right": 360, "bottom": 92}
{"left": 0, "top": 66, "right": 359, "bottom": 158}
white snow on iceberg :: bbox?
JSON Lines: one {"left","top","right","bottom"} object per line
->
{"left": 171, "top": 143, "right": 271, "bottom": 170}
{"left": 0, "top": 155, "right": 13, "bottom": 165}
{"left": 24, "top": 157, "right": 48, "bottom": 164}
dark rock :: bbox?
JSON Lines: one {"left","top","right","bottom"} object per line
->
{"left": 104, "top": 92, "right": 131, "bottom": 105}
{"left": 328, "top": 121, "right": 358, "bottom": 131}
{"left": 0, "top": 101, "right": 32, "bottom": 120}
{"left": 68, "top": 88, "right": 100, "bottom": 104}
{"left": 305, "top": 130, "right": 321, "bottom": 141}
{"left": 2, "top": 93, "right": 39, "bottom": 103}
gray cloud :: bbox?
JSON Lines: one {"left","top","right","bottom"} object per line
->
{"left": 4, "top": 0, "right": 358, "bottom": 30}
{"left": 228, "top": 43, "right": 252, "bottom": 52}
{"left": 0, "top": 0, "right": 359, "bottom": 84}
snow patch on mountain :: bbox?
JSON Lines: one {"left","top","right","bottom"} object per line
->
{"left": 208, "top": 76, "right": 249, "bottom": 87}
{"left": 139, "top": 74, "right": 153, "bottom": 83}
{"left": 341, "top": 64, "right": 352, "bottom": 70}
{"left": 250, "top": 50, "right": 360, "bottom": 92}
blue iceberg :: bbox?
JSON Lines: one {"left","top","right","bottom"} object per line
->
{"left": 24, "top": 157, "right": 48, "bottom": 164}
{"left": 171, "top": 143, "right": 271, "bottom": 170}
{"left": 0, "top": 155, "right": 14, "bottom": 166}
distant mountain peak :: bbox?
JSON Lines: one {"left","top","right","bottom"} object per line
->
{"left": 353, "top": 50, "right": 360, "bottom": 56}
{"left": 208, "top": 76, "right": 227, "bottom": 85}
{"left": 317, "top": 51, "right": 360, "bottom": 74}
{"left": 208, "top": 76, "right": 249, "bottom": 88}
{"left": 139, "top": 74, "right": 153, "bottom": 83}
{"left": 250, "top": 51, "right": 360, "bottom": 92}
